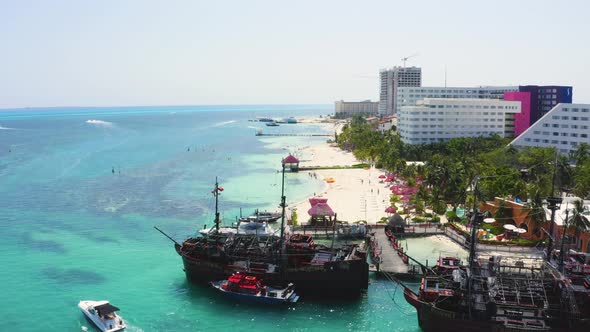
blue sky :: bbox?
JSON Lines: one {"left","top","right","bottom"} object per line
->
{"left": 1, "top": 0, "right": 588, "bottom": 108}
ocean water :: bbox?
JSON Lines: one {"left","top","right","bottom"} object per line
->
{"left": 0, "top": 105, "right": 419, "bottom": 332}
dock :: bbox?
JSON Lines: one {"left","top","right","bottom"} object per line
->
{"left": 371, "top": 230, "right": 409, "bottom": 274}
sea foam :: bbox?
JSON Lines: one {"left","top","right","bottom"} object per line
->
{"left": 212, "top": 120, "right": 236, "bottom": 127}
{"left": 85, "top": 119, "right": 113, "bottom": 126}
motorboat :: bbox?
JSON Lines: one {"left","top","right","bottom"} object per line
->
{"left": 78, "top": 300, "right": 126, "bottom": 332}
{"left": 211, "top": 273, "right": 299, "bottom": 304}
{"left": 265, "top": 121, "right": 279, "bottom": 127}
{"left": 239, "top": 210, "right": 281, "bottom": 223}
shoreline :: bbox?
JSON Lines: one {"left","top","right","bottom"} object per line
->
{"left": 288, "top": 121, "right": 390, "bottom": 225}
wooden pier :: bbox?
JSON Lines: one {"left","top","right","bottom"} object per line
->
{"left": 371, "top": 230, "right": 410, "bottom": 274}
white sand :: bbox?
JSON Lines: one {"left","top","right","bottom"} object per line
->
{"left": 289, "top": 137, "right": 392, "bottom": 224}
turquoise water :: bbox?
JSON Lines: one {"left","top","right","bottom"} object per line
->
{"left": 0, "top": 105, "right": 419, "bottom": 331}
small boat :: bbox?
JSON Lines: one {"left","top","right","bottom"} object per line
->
{"left": 211, "top": 273, "right": 299, "bottom": 304}
{"left": 240, "top": 210, "right": 281, "bottom": 223}
{"left": 265, "top": 122, "right": 279, "bottom": 127}
{"left": 256, "top": 117, "right": 274, "bottom": 122}
{"left": 286, "top": 117, "right": 297, "bottom": 124}
{"left": 78, "top": 300, "right": 126, "bottom": 332}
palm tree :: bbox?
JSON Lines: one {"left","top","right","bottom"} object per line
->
{"left": 567, "top": 199, "right": 590, "bottom": 249}
{"left": 524, "top": 189, "right": 547, "bottom": 228}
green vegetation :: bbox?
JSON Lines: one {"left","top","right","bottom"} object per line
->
{"left": 338, "top": 115, "right": 590, "bottom": 203}
{"left": 337, "top": 115, "right": 590, "bottom": 240}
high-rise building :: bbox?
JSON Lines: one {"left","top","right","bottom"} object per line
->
{"left": 334, "top": 100, "right": 379, "bottom": 118}
{"left": 503, "top": 91, "right": 531, "bottom": 137}
{"left": 510, "top": 103, "right": 590, "bottom": 156}
{"left": 518, "top": 85, "right": 572, "bottom": 124}
{"left": 397, "top": 86, "right": 517, "bottom": 114}
{"left": 378, "top": 66, "right": 421, "bottom": 116}
{"left": 398, "top": 98, "right": 521, "bottom": 145}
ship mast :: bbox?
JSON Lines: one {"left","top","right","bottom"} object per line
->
{"left": 466, "top": 176, "right": 483, "bottom": 319}
{"left": 279, "top": 159, "right": 287, "bottom": 256}
{"left": 214, "top": 177, "right": 220, "bottom": 232}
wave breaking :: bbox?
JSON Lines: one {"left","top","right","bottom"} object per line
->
{"left": 85, "top": 119, "right": 113, "bottom": 126}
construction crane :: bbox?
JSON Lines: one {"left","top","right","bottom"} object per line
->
{"left": 401, "top": 53, "right": 418, "bottom": 67}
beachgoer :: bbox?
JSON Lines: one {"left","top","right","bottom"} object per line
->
{"left": 112, "top": 167, "right": 115, "bottom": 174}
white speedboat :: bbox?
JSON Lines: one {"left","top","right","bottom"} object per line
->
{"left": 78, "top": 300, "right": 126, "bottom": 332}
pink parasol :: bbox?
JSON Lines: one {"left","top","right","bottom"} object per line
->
{"left": 378, "top": 174, "right": 386, "bottom": 179}
{"left": 385, "top": 206, "right": 397, "bottom": 213}
{"left": 307, "top": 202, "right": 335, "bottom": 217}
{"left": 308, "top": 197, "right": 328, "bottom": 206}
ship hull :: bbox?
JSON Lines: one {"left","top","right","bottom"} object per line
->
{"left": 179, "top": 250, "right": 369, "bottom": 296}
{"left": 403, "top": 288, "right": 589, "bottom": 332}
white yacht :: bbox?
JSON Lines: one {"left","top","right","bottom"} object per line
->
{"left": 78, "top": 300, "right": 126, "bottom": 332}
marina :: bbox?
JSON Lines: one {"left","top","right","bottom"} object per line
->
{"left": 2, "top": 106, "right": 590, "bottom": 331}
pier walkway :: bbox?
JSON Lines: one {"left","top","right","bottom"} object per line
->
{"left": 372, "top": 230, "right": 408, "bottom": 274}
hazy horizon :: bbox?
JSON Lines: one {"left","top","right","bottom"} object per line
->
{"left": 1, "top": 0, "right": 588, "bottom": 108}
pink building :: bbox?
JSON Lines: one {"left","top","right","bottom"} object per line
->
{"left": 504, "top": 91, "right": 531, "bottom": 137}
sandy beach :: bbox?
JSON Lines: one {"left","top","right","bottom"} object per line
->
{"left": 289, "top": 128, "right": 392, "bottom": 224}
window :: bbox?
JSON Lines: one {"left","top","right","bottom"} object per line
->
{"left": 552, "top": 116, "right": 560, "bottom": 120}
{"left": 582, "top": 117, "right": 589, "bottom": 121}
{"left": 572, "top": 117, "right": 578, "bottom": 120}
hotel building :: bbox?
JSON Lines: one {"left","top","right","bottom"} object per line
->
{"left": 396, "top": 86, "right": 518, "bottom": 114}
{"left": 509, "top": 103, "right": 590, "bottom": 155}
{"left": 379, "top": 66, "right": 421, "bottom": 116}
{"left": 399, "top": 98, "right": 521, "bottom": 145}
{"left": 334, "top": 100, "right": 379, "bottom": 118}
{"left": 507, "top": 86, "right": 573, "bottom": 134}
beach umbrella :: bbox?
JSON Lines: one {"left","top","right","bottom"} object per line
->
{"left": 307, "top": 202, "right": 335, "bottom": 217}
{"left": 385, "top": 206, "right": 397, "bottom": 214}
{"left": 503, "top": 224, "right": 516, "bottom": 231}
{"left": 483, "top": 218, "right": 496, "bottom": 224}
{"left": 514, "top": 228, "right": 527, "bottom": 234}
{"left": 378, "top": 174, "right": 386, "bottom": 179}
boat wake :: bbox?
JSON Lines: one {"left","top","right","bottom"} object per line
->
{"left": 212, "top": 120, "right": 236, "bottom": 127}
{"left": 85, "top": 119, "right": 113, "bottom": 126}
{"left": 0, "top": 124, "right": 15, "bottom": 130}
{"left": 247, "top": 126, "right": 261, "bottom": 130}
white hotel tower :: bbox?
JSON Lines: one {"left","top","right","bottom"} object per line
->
{"left": 510, "top": 103, "right": 590, "bottom": 155}
{"left": 399, "top": 98, "right": 521, "bottom": 145}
